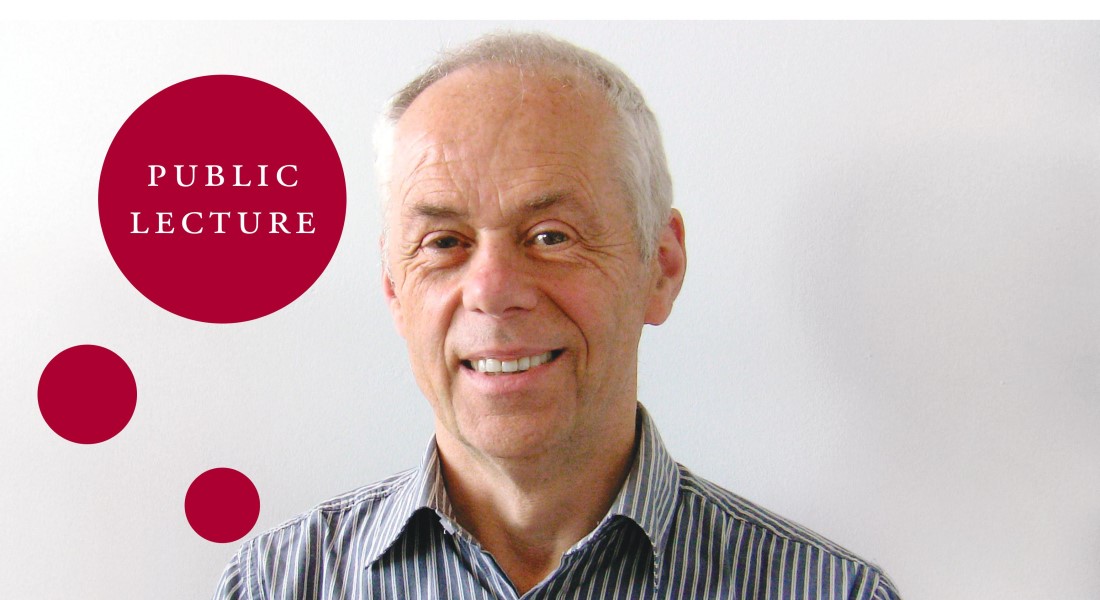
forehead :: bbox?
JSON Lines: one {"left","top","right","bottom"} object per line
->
{"left": 397, "top": 63, "right": 616, "bottom": 150}
{"left": 390, "top": 65, "right": 622, "bottom": 215}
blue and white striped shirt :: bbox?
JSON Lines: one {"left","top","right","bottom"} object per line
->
{"left": 213, "top": 406, "right": 900, "bottom": 599}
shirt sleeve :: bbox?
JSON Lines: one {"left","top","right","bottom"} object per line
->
{"left": 870, "top": 568, "right": 903, "bottom": 600}
{"left": 211, "top": 549, "right": 248, "bottom": 600}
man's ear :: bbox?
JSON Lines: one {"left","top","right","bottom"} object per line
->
{"left": 644, "top": 208, "right": 687, "bottom": 326}
{"left": 381, "top": 237, "right": 406, "bottom": 338}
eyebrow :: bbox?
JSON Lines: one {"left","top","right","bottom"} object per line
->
{"left": 529, "top": 191, "right": 600, "bottom": 222}
{"left": 404, "top": 190, "right": 579, "bottom": 221}
{"left": 405, "top": 201, "right": 466, "bottom": 220}
{"left": 526, "top": 191, "right": 570, "bottom": 212}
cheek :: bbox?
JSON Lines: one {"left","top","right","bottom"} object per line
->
{"left": 400, "top": 291, "right": 455, "bottom": 402}
{"left": 559, "top": 275, "right": 647, "bottom": 347}
{"left": 401, "top": 274, "right": 462, "bottom": 354}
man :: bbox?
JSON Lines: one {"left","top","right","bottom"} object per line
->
{"left": 214, "top": 32, "right": 901, "bottom": 600}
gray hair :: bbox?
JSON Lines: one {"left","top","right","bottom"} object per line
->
{"left": 374, "top": 31, "right": 673, "bottom": 261}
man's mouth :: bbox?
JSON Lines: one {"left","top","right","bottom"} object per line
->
{"left": 461, "top": 349, "right": 564, "bottom": 375}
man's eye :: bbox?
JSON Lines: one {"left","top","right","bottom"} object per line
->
{"left": 531, "top": 231, "right": 569, "bottom": 247}
{"left": 426, "top": 235, "right": 464, "bottom": 250}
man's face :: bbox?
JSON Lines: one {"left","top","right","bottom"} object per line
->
{"left": 383, "top": 65, "right": 678, "bottom": 462}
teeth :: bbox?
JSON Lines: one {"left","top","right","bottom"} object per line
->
{"left": 474, "top": 351, "right": 554, "bottom": 374}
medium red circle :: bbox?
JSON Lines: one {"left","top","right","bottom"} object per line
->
{"left": 38, "top": 345, "right": 137, "bottom": 444}
{"left": 99, "top": 75, "right": 346, "bottom": 323}
{"left": 185, "top": 468, "right": 261, "bottom": 544}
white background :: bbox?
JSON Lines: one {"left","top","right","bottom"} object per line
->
{"left": 1, "top": 21, "right": 1097, "bottom": 599}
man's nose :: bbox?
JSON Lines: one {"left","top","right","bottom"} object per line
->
{"left": 461, "top": 239, "right": 538, "bottom": 317}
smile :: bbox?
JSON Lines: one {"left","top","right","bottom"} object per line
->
{"left": 462, "top": 350, "right": 564, "bottom": 375}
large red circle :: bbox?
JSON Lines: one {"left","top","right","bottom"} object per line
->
{"left": 185, "top": 467, "right": 261, "bottom": 544}
{"left": 99, "top": 75, "right": 346, "bottom": 323}
{"left": 38, "top": 345, "right": 137, "bottom": 444}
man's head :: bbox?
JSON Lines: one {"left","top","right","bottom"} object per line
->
{"left": 376, "top": 32, "right": 686, "bottom": 464}
{"left": 375, "top": 32, "right": 673, "bottom": 263}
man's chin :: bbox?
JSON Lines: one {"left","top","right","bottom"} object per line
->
{"left": 448, "top": 412, "right": 570, "bottom": 464}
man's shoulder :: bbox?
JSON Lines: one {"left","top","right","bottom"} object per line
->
{"left": 310, "top": 469, "right": 418, "bottom": 516}
{"left": 674, "top": 465, "right": 897, "bottom": 589}
{"left": 241, "top": 468, "right": 419, "bottom": 554}
{"left": 214, "top": 469, "right": 423, "bottom": 599}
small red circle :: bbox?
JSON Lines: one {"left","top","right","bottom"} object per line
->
{"left": 185, "top": 468, "right": 261, "bottom": 543}
{"left": 38, "top": 345, "right": 137, "bottom": 444}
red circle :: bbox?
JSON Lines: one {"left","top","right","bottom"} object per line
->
{"left": 99, "top": 75, "right": 346, "bottom": 323}
{"left": 38, "top": 345, "right": 137, "bottom": 444}
{"left": 185, "top": 468, "right": 261, "bottom": 543}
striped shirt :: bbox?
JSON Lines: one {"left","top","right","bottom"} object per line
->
{"left": 213, "top": 405, "right": 901, "bottom": 599}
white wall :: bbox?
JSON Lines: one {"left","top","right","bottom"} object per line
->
{"left": 1, "top": 21, "right": 1097, "bottom": 599}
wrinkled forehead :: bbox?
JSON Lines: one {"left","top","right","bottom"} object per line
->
{"left": 390, "top": 64, "right": 620, "bottom": 181}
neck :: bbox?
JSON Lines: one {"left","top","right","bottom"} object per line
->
{"left": 436, "top": 405, "right": 639, "bottom": 595}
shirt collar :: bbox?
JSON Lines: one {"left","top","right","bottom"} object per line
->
{"left": 601, "top": 403, "right": 681, "bottom": 582}
{"left": 359, "top": 436, "right": 452, "bottom": 568}
{"left": 361, "top": 403, "right": 681, "bottom": 577}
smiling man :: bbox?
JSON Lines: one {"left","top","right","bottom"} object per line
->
{"left": 214, "top": 32, "right": 901, "bottom": 600}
